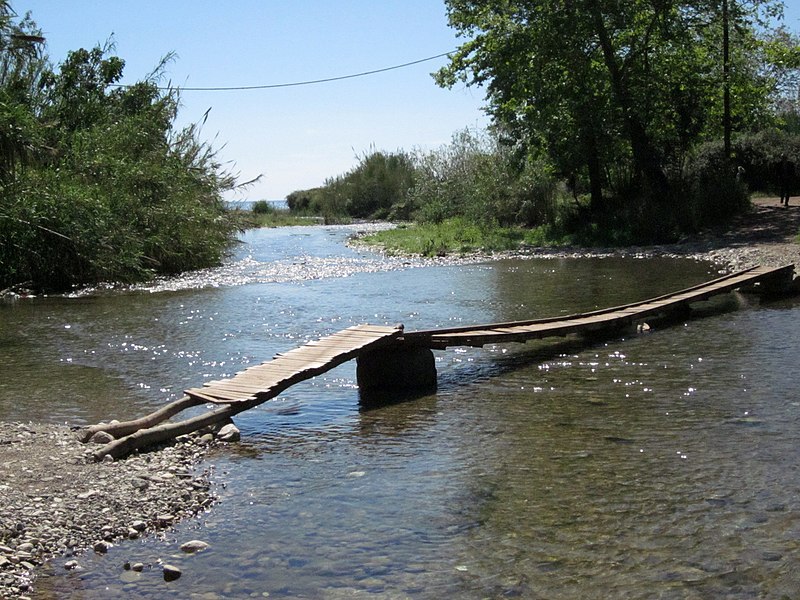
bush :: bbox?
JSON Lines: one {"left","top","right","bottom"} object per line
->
{"left": 0, "top": 37, "right": 240, "bottom": 291}
{"left": 251, "top": 200, "right": 274, "bottom": 215}
{"left": 286, "top": 188, "right": 323, "bottom": 214}
{"left": 726, "top": 131, "right": 800, "bottom": 195}
{"left": 411, "top": 129, "right": 567, "bottom": 227}
{"left": 314, "top": 150, "right": 416, "bottom": 220}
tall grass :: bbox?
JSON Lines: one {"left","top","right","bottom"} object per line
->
{"left": 0, "top": 36, "right": 242, "bottom": 292}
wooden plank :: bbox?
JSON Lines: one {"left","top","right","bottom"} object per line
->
{"left": 185, "top": 388, "right": 239, "bottom": 404}
{"left": 190, "top": 324, "right": 402, "bottom": 404}
{"left": 410, "top": 265, "right": 795, "bottom": 350}
{"left": 275, "top": 348, "right": 347, "bottom": 361}
{"left": 403, "top": 266, "right": 770, "bottom": 339}
{"left": 204, "top": 380, "right": 276, "bottom": 393}
{"left": 233, "top": 366, "right": 308, "bottom": 379}
{"left": 197, "top": 388, "right": 256, "bottom": 402}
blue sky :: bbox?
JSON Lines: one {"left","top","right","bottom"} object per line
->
{"left": 16, "top": 1, "right": 800, "bottom": 201}
{"left": 20, "top": 1, "right": 488, "bottom": 201}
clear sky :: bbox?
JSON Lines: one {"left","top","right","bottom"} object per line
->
{"left": 15, "top": 2, "right": 800, "bottom": 202}
{"left": 19, "top": 1, "right": 489, "bottom": 201}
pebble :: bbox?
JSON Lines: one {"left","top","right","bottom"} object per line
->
{"left": 180, "top": 540, "right": 210, "bottom": 553}
{"left": 130, "top": 520, "right": 147, "bottom": 532}
{"left": 162, "top": 564, "right": 182, "bottom": 581}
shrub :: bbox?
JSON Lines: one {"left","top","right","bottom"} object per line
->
{"left": 252, "top": 200, "right": 274, "bottom": 215}
{"left": 316, "top": 150, "right": 416, "bottom": 220}
{"left": 410, "top": 129, "right": 567, "bottom": 228}
{"left": 0, "top": 36, "right": 240, "bottom": 291}
{"left": 726, "top": 131, "right": 800, "bottom": 194}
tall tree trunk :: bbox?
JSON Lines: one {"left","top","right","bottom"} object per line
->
{"left": 722, "top": 0, "right": 732, "bottom": 160}
{"left": 587, "top": 0, "right": 670, "bottom": 196}
{"left": 586, "top": 128, "right": 605, "bottom": 212}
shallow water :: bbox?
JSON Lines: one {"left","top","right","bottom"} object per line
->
{"left": 3, "top": 225, "right": 799, "bottom": 598}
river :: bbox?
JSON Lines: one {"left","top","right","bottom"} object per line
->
{"left": 3, "top": 225, "right": 800, "bottom": 598}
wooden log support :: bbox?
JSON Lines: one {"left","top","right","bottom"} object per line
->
{"left": 356, "top": 346, "right": 437, "bottom": 393}
{"left": 79, "top": 395, "right": 204, "bottom": 443}
{"left": 90, "top": 399, "right": 262, "bottom": 461}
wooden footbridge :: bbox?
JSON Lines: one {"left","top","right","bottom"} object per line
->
{"left": 82, "top": 264, "right": 795, "bottom": 460}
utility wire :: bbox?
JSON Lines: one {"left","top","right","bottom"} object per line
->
{"left": 131, "top": 51, "right": 453, "bottom": 92}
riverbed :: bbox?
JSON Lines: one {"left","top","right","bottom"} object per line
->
{"left": 3, "top": 224, "right": 800, "bottom": 598}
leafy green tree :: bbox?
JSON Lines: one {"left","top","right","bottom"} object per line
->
{"left": 436, "top": 0, "right": 791, "bottom": 225}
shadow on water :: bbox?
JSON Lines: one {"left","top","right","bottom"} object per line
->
{"left": 358, "top": 386, "right": 436, "bottom": 410}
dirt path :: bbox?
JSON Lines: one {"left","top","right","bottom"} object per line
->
{"left": 658, "top": 197, "right": 800, "bottom": 271}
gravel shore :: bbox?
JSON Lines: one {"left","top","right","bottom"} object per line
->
{"left": 2, "top": 198, "right": 797, "bottom": 598}
{"left": 0, "top": 423, "right": 216, "bottom": 599}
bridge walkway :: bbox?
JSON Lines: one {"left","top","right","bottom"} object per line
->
{"left": 184, "top": 264, "right": 793, "bottom": 405}
{"left": 399, "top": 264, "right": 794, "bottom": 349}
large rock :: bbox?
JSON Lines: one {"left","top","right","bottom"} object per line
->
{"left": 162, "top": 564, "right": 182, "bottom": 581}
{"left": 216, "top": 423, "right": 240, "bottom": 442}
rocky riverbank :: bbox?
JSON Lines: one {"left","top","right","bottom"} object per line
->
{"left": 0, "top": 423, "right": 217, "bottom": 599}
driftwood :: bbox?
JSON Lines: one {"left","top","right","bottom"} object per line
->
{"left": 79, "top": 395, "right": 204, "bottom": 443}
{"left": 86, "top": 398, "right": 260, "bottom": 461}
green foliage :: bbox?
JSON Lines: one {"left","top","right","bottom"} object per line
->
{"left": 0, "top": 88, "right": 40, "bottom": 181}
{"left": 360, "top": 217, "right": 571, "bottom": 257}
{"left": 286, "top": 188, "right": 323, "bottom": 214}
{"left": 726, "top": 130, "right": 800, "bottom": 193}
{"left": 0, "top": 7, "right": 240, "bottom": 292}
{"left": 361, "top": 218, "right": 507, "bottom": 256}
{"left": 289, "top": 129, "right": 571, "bottom": 233}
{"left": 309, "top": 149, "right": 416, "bottom": 220}
{"left": 437, "top": 0, "right": 794, "bottom": 219}
{"left": 411, "top": 128, "right": 565, "bottom": 228}
{"left": 251, "top": 200, "right": 274, "bottom": 215}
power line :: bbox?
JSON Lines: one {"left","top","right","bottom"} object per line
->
{"left": 131, "top": 51, "right": 454, "bottom": 92}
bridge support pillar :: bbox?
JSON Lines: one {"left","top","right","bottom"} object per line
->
{"left": 356, "top": 346, "right": 437, "bottom": 395}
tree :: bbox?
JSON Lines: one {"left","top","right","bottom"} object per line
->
{"left": 0, "top": 3, "right": 243, "bottom": 291}
{"left": 0, "top": 1, "right": 45, "bottom": 181}
{"left": 436, "top": 0, "right": 790, "bottom": 216}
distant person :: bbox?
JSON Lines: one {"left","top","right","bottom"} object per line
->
{"left": 779, "top": 154, "right": 793, "bottom": 207}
